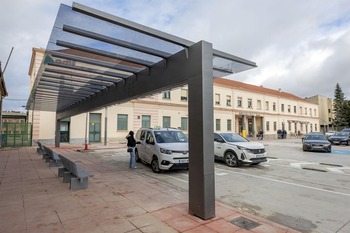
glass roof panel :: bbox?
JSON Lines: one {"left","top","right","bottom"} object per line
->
{"left": 28, "top": 2, "right": 256, "bottom": 113}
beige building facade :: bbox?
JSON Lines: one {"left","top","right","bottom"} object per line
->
{"left": 306, "top": 95, "right": 334, "bottom": 132}
{"left": 28, "top": 48, "right": 319, "bottom": 145}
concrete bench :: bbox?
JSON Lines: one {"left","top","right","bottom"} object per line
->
{"left": 42, "top": 145, "right": 62, "bottom": 167}
{"left": 36, "top": 141, "right": 45, "bottom": 155}
{"left": 58, "top": 155, "right": 94, "bottom": 190}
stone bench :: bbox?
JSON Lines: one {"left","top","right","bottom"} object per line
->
{"left": 36, "top": 141, "right": 45, "bottom": 155}
{"left": 42, "top": 145, "right": 62, "bottom": 167}
{"left": 58, "top": 155, "right": 94, "bottom": 190}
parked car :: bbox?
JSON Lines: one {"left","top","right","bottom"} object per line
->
{"left": 325, "top": 131, "right": 336, "bottom": 137}
{"left": 214, "top": 132, "right": 267, "bottom": 167}
{"left": 302, "top": 134, "right": 331, "bottom": 152}
{"left": 135, "top": 128, "right": 189, "bottom": 173}
{"left": 301, "top": 131, "right": 323, "bottom": 142}
{"left": 341, "top": 128, "right": 350, "bottom": 133}
{"left": 328, "top": 132, "right": 350, "bottom": 145}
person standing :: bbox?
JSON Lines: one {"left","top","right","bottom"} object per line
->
{"left": 126, "top": 131, "right": 136, "bottom": 169}
{"left": 257, "top": 129, "right": 264, "bottom": 140}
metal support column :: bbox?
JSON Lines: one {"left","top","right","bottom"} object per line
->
{"left": 104, "top": 107, "right": 108, "bottom": 146}
{"left": 55, "top": 118, "right": 61, "bottom": 147}
{"left": 188, "top": 41, "right": 215, "bottom": 220}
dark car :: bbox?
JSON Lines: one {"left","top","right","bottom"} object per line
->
{"left": 302, "top": 134, "right": 331, "bottom": 152}
{"left": 341, "top": 128, "right": 350, "bottom": 133}
{"left": 328, "top": 132, "right": 350, "bottom": 145}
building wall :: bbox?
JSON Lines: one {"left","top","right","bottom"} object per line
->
{"left": 28, "top": 48, "right": 321, "bottom": 144}
{"left": 306, "top": 95, "right": 334, "bottom": 132}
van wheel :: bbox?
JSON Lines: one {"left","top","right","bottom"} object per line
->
{"left": 151, "top": 157, "right": 161, "bottom": 173}
{"left": 224, "top": 151, "right": 240, "bottom": 167}
{"left": 135, "top": 150, "right": 140, "bottom": 163}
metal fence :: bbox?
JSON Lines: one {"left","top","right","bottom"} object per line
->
{"left": 1, "top": 122, "right": 32, "bottom": 147}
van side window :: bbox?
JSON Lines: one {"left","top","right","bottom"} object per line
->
{"left": 146, "top": 132, "right": 154, "bottom": 144}
{"left": 140, "top": 130, "right": 146, "bottom": 140}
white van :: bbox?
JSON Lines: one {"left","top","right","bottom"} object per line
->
{"left": 135, "top": 128, "right": 189, "bottom": 173}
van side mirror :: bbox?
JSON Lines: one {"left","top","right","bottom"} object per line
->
{"left": 214, "top": 138, "right": 225, "bottom": 143}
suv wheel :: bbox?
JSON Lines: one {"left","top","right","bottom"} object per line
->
{"left": 135, "top": 150, "right": 140, "bottom": 163}
{"left": 151, "top": 156, "right": 161, "bottom": 173}
{"left": 224, "top": 151, "right": 240, "bottom": 167}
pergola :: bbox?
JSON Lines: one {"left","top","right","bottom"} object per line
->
{"left": 27, "top": 2, "right": 256, "bottom": 220}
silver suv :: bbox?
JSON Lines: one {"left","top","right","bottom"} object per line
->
{"left": 214, "top": 132, "right": 267, "bottom": 167}
{"left": 135, "top": 128, "right": 189, "bottom": 173}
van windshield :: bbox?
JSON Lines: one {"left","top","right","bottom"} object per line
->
{"left": 154, "top": 130, "right": 188, "bottom": 143}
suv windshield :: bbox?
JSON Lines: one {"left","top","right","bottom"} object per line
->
{"left": 334, "top": 132, "right": 349, "bottom": 136}
{"left": 154, "top": 130, "right": 188, "bottom": 143}
{"left": 220, "top": 133, "right": 248, "bottom": 142}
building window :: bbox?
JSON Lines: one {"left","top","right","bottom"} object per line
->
{"left": 216, "top": 119, "right": 221, "bottom": 131}
{"left": 328, "top": 109, "right": 331, "bottom": 113}
{"left": 294, "top": 106, "right": 297, "bottom": 114}
{"left": 305, "top": 107, "right": 307, "bottom": 115}
{"left": 266, "top": 121, "right": 270, "bottom": 131}
{"left": 117, "top": 114, "right": 128, "bottom": 130}
{"left": 288, "top": 105, "right": 291, "bottom": 113}
{"left": 315, "top": 124, "right": 317, "bottom": 131}
{"left": 181, "top": 89, "right": 188, "bottom": 101}
{"left": 215, "top": 94, "right": 220, "bottom": 105}
{"left": 288, "top": 122, "right": 291, "bottom": 131}
{"left": 257, "top": 100, "right": 262, "bottom": 110}
{"left": 314, "top": 109, "right": 317, "bottom": 116}
{"left": 300, "top": 107, "right": 303, "bottom": 114}
{"left": 237, "top": 97, "right": 242, "bottom": 107}
{"left": 163, "top": 116, "right": 171, "bottom": 128}
{"left": 273, "top": 121, "right": 277, "bottom": 131}
{"left": 227, "top": 119, "right": 232, "bottom": 131}
{"left": 226, "top": 95, "right": 231, "bottom": 106}
{"left": 142, "top": 115, "right": 151, "bottom": 128}
{"left": 248, "top": 99, "right": 252, "bottom": 108}
{"left": 281, "top": 104, "right": 285, "bottom": 112}
{"left": 273, "top": 102, "right": 276, "bottom": 111}
{"left": 181, "top": 117, "right": 188, "bottom": 130}
{"left": 265, "top": 101, "right": 269, "bottom": 110}
{"left": 310, "top": 108, "right": 312, "bottom": 116}
{"left": 162, "top": 91, "right": 171, "bottom": 99}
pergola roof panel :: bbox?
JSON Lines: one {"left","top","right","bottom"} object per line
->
{"left": 27, "top": 2, "right": 257, "bottom": 114}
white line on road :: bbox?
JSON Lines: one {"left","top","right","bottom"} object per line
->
{"left": 216, "top": 167, "right": 350, "bottom": 197}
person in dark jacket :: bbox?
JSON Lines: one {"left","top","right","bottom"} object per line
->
{"left": 126, "top": 131, "right": 136, "bottom": 169}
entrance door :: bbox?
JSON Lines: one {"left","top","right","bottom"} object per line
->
{"left": 89, "top": 113, "right": 101, "bottom": 142}
{"left": 60, "top": 122, "right": 70, "bottom": 142}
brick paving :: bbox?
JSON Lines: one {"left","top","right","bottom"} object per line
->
{"left": 0, "top": 146, "right": 300, "bottom": 233}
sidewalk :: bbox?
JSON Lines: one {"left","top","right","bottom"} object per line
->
{"left": 0, "top": 146, "right": 300, "bottom": 233}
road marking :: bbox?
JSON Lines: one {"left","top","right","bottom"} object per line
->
{"left": 290, "top": 162, "right": 316, "bottom": 169}
{"left": 216, "top": 167, "right": 350, "bottom": 197}
{"left": 327, "top": 167, "right": 350, "bottom": 174}
{"left": 216, "top": 172, "right": 228, "bottom": 176}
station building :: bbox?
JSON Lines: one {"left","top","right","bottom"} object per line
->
{"left": 28, "top": 48, "right": 319, "bottom": 145}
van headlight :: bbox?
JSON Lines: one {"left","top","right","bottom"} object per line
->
{"left": 160, "top": 148, "right": 172, "bottom": 154}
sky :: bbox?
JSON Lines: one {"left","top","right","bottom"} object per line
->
{"left": 1, "top": 0, "right": 350, "bottom": 112}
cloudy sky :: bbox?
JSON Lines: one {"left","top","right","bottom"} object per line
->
{"left": 1, "top": 0, "right": 350, "bottom": 111}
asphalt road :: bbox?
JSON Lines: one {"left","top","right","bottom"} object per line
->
{"left": 94, "top": 139, "right": 350, "bottom": 233}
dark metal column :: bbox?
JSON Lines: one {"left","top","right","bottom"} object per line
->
{"left": 188, "top": 41, "right": 215, "bottom": 220}
{"left": 55, "top": 118, "right": 61, "bottom": 147}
